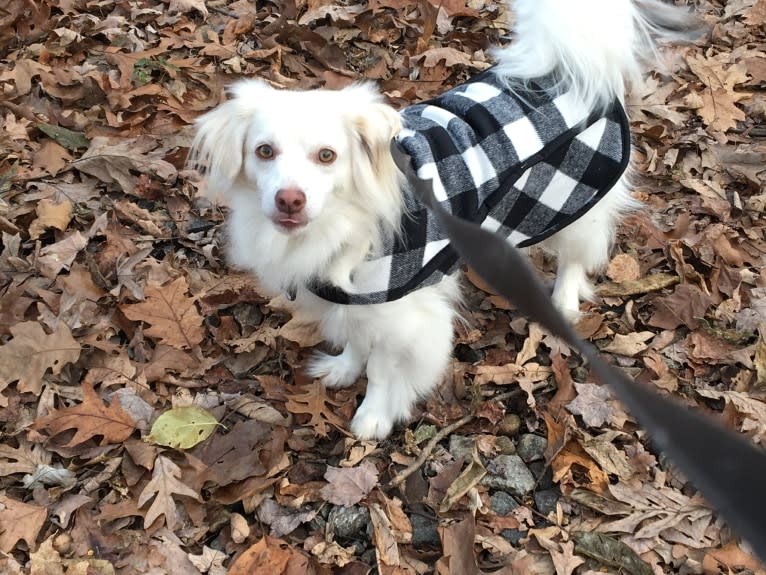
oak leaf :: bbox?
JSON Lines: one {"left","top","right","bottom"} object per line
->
{"left": 285, "top": 380, "right": 347, "bottom": 437}
{"left": 33, "top": 382, "right": 136, "bottom": 446}
{"left": 0, "top": 321, "right": 81, "bottom": 398}
{"left": 0, "top": 438, "right": 50, "bottom": 477}
{"left": 0, "top": 494, "right": 47, "bottom": 553}
{"left": 137, "top": 454, "right": 200, "bottom": 530}
{"left": 121, "top": 277, "right": 205, "bottom": 349}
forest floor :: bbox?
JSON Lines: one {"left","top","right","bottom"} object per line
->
{"left": 0, "top": 0, "right": 765, "bottom": 573}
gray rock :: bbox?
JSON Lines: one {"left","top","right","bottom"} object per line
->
{"left": 448, "top": 435, "right": 473, "bottom": 461}
{"left": 500, "top": 528, "right": 526, "bottom": 546}
{"left": 490, "top": 491, "right": 518, "bottom": 516}
{"left": 517, "top": 434, "right": 547, "bottom": 463}
{"left": 534, "top": 489, "right": 560, "bottom": 516}
{"left": 411, "top": 514, "right": 441, "bottom": 548}
{"left": 481, "top": 455, "right": 536, "bottom": 496}
{"left": 327, "top": 505, "right": 371, "bottom": 541}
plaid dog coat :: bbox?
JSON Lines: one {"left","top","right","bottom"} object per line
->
{"left": 309, "top": 69, "right": 631, "bottom": 305}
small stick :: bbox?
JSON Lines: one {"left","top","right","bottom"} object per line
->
{"left": 388, "top": 386, "right": 539, "bottom": 488}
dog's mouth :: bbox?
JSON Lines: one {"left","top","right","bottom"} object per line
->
{"left": 273, "top": 214, "right": 308, "bottom": 231}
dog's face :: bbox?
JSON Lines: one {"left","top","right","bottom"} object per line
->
{"left": 191, "top": 80, "right": 403, "bottom": 235}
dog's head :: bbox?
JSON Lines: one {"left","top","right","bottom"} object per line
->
{"left": 190, "top": 79, "right": 403, "bottom": 234}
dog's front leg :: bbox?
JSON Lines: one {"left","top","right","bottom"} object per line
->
{"left": 306, "top": 343, "right": 366, "bottom": 389}
{"left": 350, "top": 332, "right": 452, "bottom": 440}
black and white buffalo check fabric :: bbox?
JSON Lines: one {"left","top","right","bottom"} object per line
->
{"left": 309, "top": 69, "right": 631, "bottom": 305}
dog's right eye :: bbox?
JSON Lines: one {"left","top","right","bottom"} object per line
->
{"left": 256, "top": 144, "right": 275, "bottom": 160}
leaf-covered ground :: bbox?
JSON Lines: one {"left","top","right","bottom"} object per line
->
{"left": 0, "top": 0, "right": 765, "bottom": 573}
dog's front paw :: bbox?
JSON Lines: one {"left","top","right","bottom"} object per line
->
{"left": 350, "top": 407, "right": 394, "bottom": 440}
{"left": 306, "top": 351, "right": 361, "bottom": 389}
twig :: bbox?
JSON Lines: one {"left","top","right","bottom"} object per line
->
{"left": 387, "top": 387, "right": 536, "bottom": 488}
{"left": 388, "top": 413, "right": 474, "bottom": 488}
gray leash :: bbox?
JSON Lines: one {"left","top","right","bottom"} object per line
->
{"left": 391, "top": 141, "right": 766, "bottom": 562}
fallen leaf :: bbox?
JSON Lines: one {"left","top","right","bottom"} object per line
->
{"left": 227, "top": 536, "right": 294, "bottom": 575}
{"left": 647, "top": 284, "right": 714, "bottom": 330}
{"left": 567, "top": 383, "right": 615, "bottom": 428}
{"left": 285, "top": 380, "right": 347, "bottom": 437}
{"left": 29, "top": 198, "right": 73, "bottom": 239}
{"left": 573, "top": 531, "right": 653, "bottom": 575}
{"left": 121, "top": 277, "right": 205, "bottom": 349}
{"left": 0, "top": 494, "right": 47, "bottom": 553}
{"left": 34, "top": 382, "right": 136, "bottom": 446}
{"left": 602, "top": 332, "right": 654, "bottom": 357}
{"left": 145, "top": 406, "right": 220, "bottom": 450}
{"left": 0, "top": 321, "right": 80, "bottom": 398}
{"left": 137, "top": 454, "right": 200, "bottom": 529}
{"left": 606, "top": 254, "right": 641, "bottom": 283}
{"left": 320, "top": 460, "right": 379, "bottom": 506}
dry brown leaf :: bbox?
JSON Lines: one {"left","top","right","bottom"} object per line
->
{"left": 648, "top": 284, "right": 714, "bottom": 330}
{"left": 696, "top": 389, "right": 766, "bottom": 441}
{"left": 227, "top": 536, "right": 293, "bottom": 574}
{"left": 602, "top": 332, "right": 654, "bottom": 357}
{"left": 29, "top": 198, "right": 73, "bottom": 239}
{"left": 285, "top": 380, "right": 347, "bottom": 437}
{"left": 121, "top": 277, "right": 205, "bottom": 349}
{"left": 601, "top": 481, "right": 715, "bottom": 549}
{"left": 0, "top": 438, "right": 49, "bottom": 476}
{"left": 606, "top": 254, "right": 641, "bottom": 283}
{"left": 72, "top": 136, "right": 177, "bottom": 195}
{"left": 0, "top": 321, "right": 81, "bottom": 399}
{"left": 33, "top": 382, "right": 136, "bottom": 446}
{"left": 320, "top": 460, "right": 379, "bottom": 506}
{"left": 137, "top": 454, "right": 200, "bottom": 530}
{"left": 0, "top": 495, "right": 47, "bottom": 553}
{"left": 37, "top": 230, "right": 88, "bottom": 278}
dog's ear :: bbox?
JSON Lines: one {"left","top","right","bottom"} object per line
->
{"left": 344, "top": 87, "right": 404, "bottom": 229}
{"left": 189, "top": 80, "right": 268, "bottom": 192}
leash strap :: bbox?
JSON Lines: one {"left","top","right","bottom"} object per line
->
{"left": 390, "top": 141, "right": 766, "bottom": 562}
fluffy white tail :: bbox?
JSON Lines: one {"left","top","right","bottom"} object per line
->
{"left": 494, "top": 0, "right": 698, "bottom": 111}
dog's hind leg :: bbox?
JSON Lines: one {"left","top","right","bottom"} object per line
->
{"left": 542, "top": 177, "right": 637, "bottom": 320}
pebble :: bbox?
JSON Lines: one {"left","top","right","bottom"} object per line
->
{"left": 326, "top": 505, "right": 371, "bottom": 541}
{"left": 448, "top": 435, "right": 473, "bottom": 461}
{"left": 534, "top": 489, "right": 560, "bottom": 516}
{"left": 500, "top": 528, "right": 526, "bottom": 546}
{"left": 495, "top": 435, "right": 516, "bottom": 455}
{"left": 481, "top": 454, "right": 536, "bottom": 496}
{"left": 411, "top": 514, "right": 441, "bottom": 548}
{"left": 498, "top": 414, "right": 522, "bottom": 436}
{"left": 489, "top": 491, "right": 518, "bottom": 516}
{"left": 517, "top": 434, "right": 547, "bottom": 463}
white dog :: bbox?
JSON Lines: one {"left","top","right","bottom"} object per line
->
{"left": 191, "top": 0, "right": 694, "bottom": 439}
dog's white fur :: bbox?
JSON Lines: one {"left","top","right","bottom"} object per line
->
{"left": 191, "top": 0, "right": 694, "bottom": 439}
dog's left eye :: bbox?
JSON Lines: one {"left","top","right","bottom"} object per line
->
{"left": 317, "top": 148, "right": 336, "bottom": 164}
{"left": 256, "top": 144, "right": 275, "bottom": 160}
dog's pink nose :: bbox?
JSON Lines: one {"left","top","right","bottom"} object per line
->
{"left": 275, "top": 188, "right": 306, "bottom": 214}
